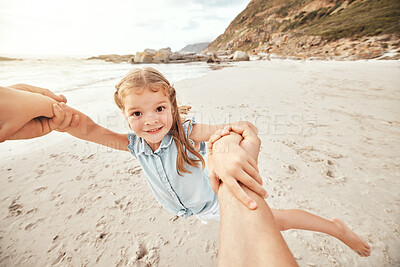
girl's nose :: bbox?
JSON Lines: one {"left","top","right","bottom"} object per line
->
{"left": 144, "top": 116, "right": 159, "bottom": 125}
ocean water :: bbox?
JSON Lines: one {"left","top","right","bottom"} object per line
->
{"left": 0, "top": 56, "right": 215, "bottom": 95}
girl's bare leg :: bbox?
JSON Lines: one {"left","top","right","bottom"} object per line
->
{"left": 271, "top": 209, "right": 371, "bottom": 257}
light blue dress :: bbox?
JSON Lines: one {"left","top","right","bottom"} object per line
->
{"left": 127, "top": 118, "right": 219, "bottom": 218}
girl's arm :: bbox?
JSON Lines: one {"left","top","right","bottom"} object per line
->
{"left": 189, "top": 121, "right": 258, "bottom": 143}
{"left": 62, "top": 105, "right": 129, "bottom": 152}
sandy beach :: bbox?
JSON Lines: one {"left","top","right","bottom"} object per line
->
{"left": 1, "top": 59, "right": 399, "bottom": 266}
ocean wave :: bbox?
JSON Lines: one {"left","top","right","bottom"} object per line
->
{"left": 58, "top": 76, "right": 122, "bottom": 92}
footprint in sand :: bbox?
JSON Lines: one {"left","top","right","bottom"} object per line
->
{"left": 319, "top": 159, "right": 348, "bottom": 185}
{"left": 325, "top": 169, "right": 335, "bottom": 178}
{"left": 8, "top": 198, "right": 23, "bottom": 217}
{"left": 326, "top": 159, "right": 335, "bottom": 166}
{"left": 126, "top": 166, "right": 142, "bottom": 175}
{"left": 34, "top": 186, "right": 47, "bottom": 194}
{"left": 282, "top": 164, "right": 298, "bottom": 174}
{"left": 24, "top": 218, "right": 44, "bottom": 230}
{"left": 204, "top": 240, "right": 217, "bottom": 255}
{"left": 169, "top": 215, "right": 179, "bottom": 222}
{"left": 35, "top": 168, "right": 45, "bottom": 178}
{"left": 52, "top": 251, "right": 67, "bottom": 265}
{"left": 76, "top": 208, "right": 84, "bottom": 215}
{"left": 80, "top": 153, "right": 96, "bottom": 163}
{"left": 128, "top": 241, "right": 160, "bottom": 267}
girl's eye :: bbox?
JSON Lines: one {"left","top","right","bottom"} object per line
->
{"left": 156, "top": 106, "right": 165, "bottom": 112}
{"left": 132, "top": 111, "right": 142, "bottom": 117}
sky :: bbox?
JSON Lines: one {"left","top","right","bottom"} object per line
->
{"left": 0, "top": 0, "right": 250, "bottom": 56}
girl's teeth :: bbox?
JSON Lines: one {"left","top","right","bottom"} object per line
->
{"left": 149, "top": 127, "right": 161, "bottom": 132}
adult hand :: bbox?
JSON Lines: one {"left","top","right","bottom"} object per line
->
{"left": 207, "top": 131, "right": 267, "bottom": 210}
{"left": 7, "top": 103, "right": 79, "bottom": 140}
{"left": 7, "top": 83, "right": 67, "bottom": 103}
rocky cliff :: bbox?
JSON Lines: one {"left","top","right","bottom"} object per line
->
{"left": 204, "top": 0, "right": 400, "bottom": 60}
{"left": 179, "top": 42, "right": 210, "bottom": 53}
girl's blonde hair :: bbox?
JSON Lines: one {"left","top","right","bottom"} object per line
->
{"left": 114, "top": 67, "right": 205, "bottom": 175}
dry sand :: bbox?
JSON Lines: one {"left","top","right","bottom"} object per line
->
{"left": 1, "top": 59, "right": 399, "bottom": 266}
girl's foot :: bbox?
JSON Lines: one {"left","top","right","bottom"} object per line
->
{"left": 332, "top": 218, "right": 371, "bottom": 257}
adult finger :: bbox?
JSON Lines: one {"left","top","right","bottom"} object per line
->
{"left": 246, "top": 153, "right": 259, "bottom": 173}
{"left": 225, "top": 179, "right": 257, "bottom": 210}
{"left": 48, "top": 103, "right": 65, "bottom": 131}
{"left": 243, "top": 158, "right": 263, "bottom": 185}
{"left": 231, "top": 124, "right": 260, "bottom": 147}
{"left": 41, "top": 89, "right": 65, "bottom": 102}
{"left": 238, "top": 168, "right": 268, "bottom": 199}
{"left": 240, "top": 126, "right": 260, "bottom": 144}
{"left": 19, "top": 84, "right": 65, "bottom": 102}
{"left": 59, "top": 94, "right": 67, "bottom": 103}
{"left": 8, "top": 84, "right": 65, "bottom": 102}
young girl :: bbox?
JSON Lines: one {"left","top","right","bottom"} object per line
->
{"left": 58, "top": 67, "right": 370, "bottom": 257}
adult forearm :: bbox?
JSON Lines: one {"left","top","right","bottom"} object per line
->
{"left": 3, "top": 86, "right": 56, "bottom": 118}
{"left": 0, "top": 86, "right": 56, "bottom": 141}
{"left": 217, "top": 182, "right": 298, "bottom": 267}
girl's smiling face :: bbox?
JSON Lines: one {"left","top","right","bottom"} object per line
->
{"left": 123, "top": 89, "right": 173, "bottom": 151}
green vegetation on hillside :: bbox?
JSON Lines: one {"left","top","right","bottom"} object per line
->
{"left": 284, "top": 0, "right": 400, "bottom": 40}
{"left": 206, "top": 0, "right": 400, "bottom": 52}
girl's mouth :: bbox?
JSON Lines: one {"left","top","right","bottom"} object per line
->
{"left": 146, "top": 126, "right": 163, "bottom": 134}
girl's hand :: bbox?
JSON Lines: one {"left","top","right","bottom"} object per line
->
{"left": 209, "top": 124, "right": 261, "bottom": 163}
{"left": 207, "top": 126, "right": 231, "bottom": 155}
{"left": 208, "top": 132, "right": 267, "bottom": 210}
{"left": 53, "top": 103, "right": 80, "bottom": 132}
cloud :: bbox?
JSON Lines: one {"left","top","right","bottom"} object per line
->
{"left": 0, "top": 0, "right": 250, "bottom": 55}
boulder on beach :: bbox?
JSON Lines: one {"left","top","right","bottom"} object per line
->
{"left": 206, "top": 53, "right": 220, "bottom": 64}
{"left": 154, "top": 48, "right": 172, "bottom": 63}
{"left": 134, "top": 52, "right": 143, "bottom": 63}
{"left": 140, "top": 52, "right": 154, "bottom": 63}
{"left": 170, "top": 52, "right": 185, "bottom": 61}
{"left": 0, "top": 56, "right": 22, "bottom": 61}
{"left": 87, "top": 54, "right": 133, "bottom": 63}
{"left": 144, "top": 49, "right": 157, "bottom": 56}
{"left": 233, "top": 51, "right": 249, "bottom": 61}
{"left": 134, "top": 52, "right": 154, "bottom": 63}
